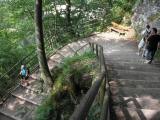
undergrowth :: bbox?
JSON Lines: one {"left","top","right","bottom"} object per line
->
{"left": 35, "top": 50, "right": 98, "bottom": 120}
{"left": 155, "top": 49, "right": 160, "bottom": 61}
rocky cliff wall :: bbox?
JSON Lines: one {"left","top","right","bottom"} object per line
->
{"left": 131, "top": 0, "right": 160, "bottom": 36}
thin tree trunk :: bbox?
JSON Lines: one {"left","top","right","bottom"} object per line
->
{"left": 35, "top": 0, "right": 53, "bottom": 92}
{"left": 108, "top": 0, "right": 113, "bottom": 7}
{"left": 65, "top": 0, "right": 71, "bottom": 27}
{"left": 65, "top": 0, "right": 75, "bottom": 36}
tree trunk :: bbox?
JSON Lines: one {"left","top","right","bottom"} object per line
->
{"left": 108, "top": 0, "right": 113, "bottom": 7}
{"left": 65, "top": 0, "right": 75, "bottom": 36}
{"left": 35, "top": 0, "right": 53, "bottom": 92}
{"left": 65, "top": 0, "right": 71, "bottom": 27}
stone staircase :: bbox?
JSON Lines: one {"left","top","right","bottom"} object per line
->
{"left": 100, "top": 34, "right": 160, "bottom": 120}
{"left": 0, "top": 40, "right": 89, "bottom": 120}
{"left": 1, "top": 31, "right": 160, "bottom": 120}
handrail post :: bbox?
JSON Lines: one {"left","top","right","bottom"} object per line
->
{"left": 70, "top": 73, "right": 105, "bottom": 120}
{"left": 99, "top": 73, "right": 106, "bottom": 106}
{"left": 100, "top": 73, "right": 109, "bottom": 120}
{"left": 96, "top": 44, "right": 98, "bottom": 57}
{"left": 93, "top": 44, "right": 95, "bottom": 52}
{"left": 90, "top": 43, "right": 94, "bottom": 52}
{"left": 99, "top": 47, "right": 101, "bottom": 71}
{"left": 100, "top": 89, "right": 109, "bottom": 120}
{"left": 71, "top": 42, "right": 110, "bottom": 120}
{"left": 100, "top": 47, "right": 104, "bottom": 72}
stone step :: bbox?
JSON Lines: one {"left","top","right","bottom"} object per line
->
{"left": 77, "top": 40, "right": 88, "bottom": 47}
{"left": 106, "top": 59, "right": 160, "bottom": 66}
{"left": 22, "top": 109, "right": 35, "bottom": 120}
{"left": 109, "top": 69, "right": 160, "bottom": 81}
{"left": 105, "top": 54, "right": 140, "bottom": 60}
{"left": 104, "top": 50, "right": 137, "bottom": 55}
{"left": 106, "top": 59, "right": 146, "bottom": 65}
{"left": 0, "top": 95, "right": 36, "bottom": 120}
{"left": 110, "top": 87, "right": 160, "bottom": 99}
{"left": 76, "top": 44, "right": 90, "bottom": 55}
{"left": 113, "top": 106, "right": 160, "bottom": 120}
{"left": 122, "top": 97, "right": 160, "bottom": 110}
{"left": 0, "top": 110, "right": 19, "bottom": 120}
{"left": 11, "top": 93, "right": 40, "bottom": 106}
{"left": 110, "top": 79, "right": 160, "bottom": 88}
{"left": 102, "top": 41, "right": 137, "bottom": 49}
{"left": 105, "top": 59, "right": 160, "bottom": 66}
{"left": 105, "top": 52, "right": 140, "bottom": 57}
{"left": 21, "top": 79, "right": 43, "bottom": 94}
{"left": 106, "top": 57, "right": 143, "bottom": 63}
{"left": 68, "top": 42, "right": 84, "bottom": 52}
{"left": 50, "top": 54, "right": 63, "bottom": 64}
{"left": 58, "top": 45, "right": 74, "bottom": 57}
{"left": 11, "top": 86, "right": 45, "bottom": 105}
{"left": 107, "top": 63, "right": 160, "bottom": 72}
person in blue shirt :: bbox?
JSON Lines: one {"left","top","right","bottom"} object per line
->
{"left": 19, "top": 64, "right": 30, "bottom": 86}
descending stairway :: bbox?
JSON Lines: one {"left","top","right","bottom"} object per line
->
{"left": 1, "top": 31, "right": 160, "bottom": 120}
{"left": 98, "top": 33, "right": 160, "bottom": 120}
{"left": 0, "top": 40, "right": 89, "bottom": 120}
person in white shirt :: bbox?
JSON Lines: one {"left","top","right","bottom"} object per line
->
{"left": 137, "top": 24, "right": 151, "bottom": 56}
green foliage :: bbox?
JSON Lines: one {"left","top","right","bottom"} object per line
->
{"left": 0, "top": 0, "right": 138, "bottom": 101}
{"left": 35, "top": 51, "right": 97, "bottom": 120}
{"left": 111, "top": 0, "right": 137, "bottom": 24}
{"left": 0, "top": 1, "right": 35, "bottom": 70}
{"left": 0, "top": 0, "right": 108, "bottom": 74}
{"left": 55, "top": 51, "right": 96, "bottom": 85}
{"left": 35, "top": 95, "right": 56, "bottom": 120}
{"left": 155, "top": 49, "right": 160, "bottom": 61}
{"left": 88, "top": 102, "right": 101, "bottom": 120}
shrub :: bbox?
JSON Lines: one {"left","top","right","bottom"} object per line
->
{"left": 35, "top": 50, "right": 97, "bottom": 120}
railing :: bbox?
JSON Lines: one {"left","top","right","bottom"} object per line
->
{"left": 0, "top": 41, "right": 77, "bottom": 102}
{"left": 70, "top": 43, "right": 110, "bottom": 120}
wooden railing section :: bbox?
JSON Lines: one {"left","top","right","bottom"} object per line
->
{"left": 70, "top": 43, "right": 110, "bottom": 120}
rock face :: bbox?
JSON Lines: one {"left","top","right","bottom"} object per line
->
{"left": 131, "top": 0, "right": 160, "bottom": 35}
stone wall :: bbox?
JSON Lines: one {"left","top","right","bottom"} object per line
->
{"left": 131, "top": 0, "right": 160, "bottom": 36}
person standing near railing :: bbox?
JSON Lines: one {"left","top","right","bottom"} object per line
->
{"left": 137, "top": 24, "right": 151, "bottom": 56}
{"left": 19, "top": 64, "right": 30, "bottom": 86}
{"left": 144, "top": 27, "right": 160, "bottom": 64}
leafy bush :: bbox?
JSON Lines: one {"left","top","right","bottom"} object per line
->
{"left": 111, "top": 0, "right": 137, "bottom": 24}
{"left": 35, "top": 95, "right": 56, "bottom": 120}
{"left": 88, "top": 102, "right": 101, "bottom": 120}
{"left": 35, "top": 51, "right": 97, "bottom": 120}
{"left": 155, "top": 49, "right": 160, "bottom": 61}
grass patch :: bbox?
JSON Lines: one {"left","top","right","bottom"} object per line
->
{"left": 88, "top": 102, "right": 101, "bottom": 120}
{"left": 155, "top": 49, "right": 160, "bottom": 61}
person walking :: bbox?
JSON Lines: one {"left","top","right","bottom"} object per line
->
{"left": 19, "top": 64, "right": 30, "bottom": 86}
{"left": 144, "top": 28, "right": 160, "bottom": 64}
{"left": 137, "top": 24, "right": 151, "bottom": 56}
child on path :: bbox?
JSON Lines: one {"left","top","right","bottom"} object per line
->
{"left": 19, "top": 64, "right": 30, "bottom": 86}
